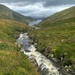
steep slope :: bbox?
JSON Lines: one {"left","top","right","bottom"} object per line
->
{"left": 37, "top": 6, "right": 75, "bottom": 28}
{"left": 0, "top": 19, "right": 40, "bottom": 75}
{"left": 29, "top": 6, "right": 75, "bottom": 74}
{"left": 0, "top": 4, "right": 34, "bottom": 24}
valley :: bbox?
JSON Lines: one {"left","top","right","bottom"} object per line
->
{"left": 0, "top": 4, "right": 75, "bottom": 75}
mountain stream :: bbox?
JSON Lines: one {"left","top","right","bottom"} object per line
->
{"left": 16, "top": 33, "right": 61, "bottom": 75}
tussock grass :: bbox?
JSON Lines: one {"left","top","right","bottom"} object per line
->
{"left": 0, "top": 19, "right": 39, "bottom": 75}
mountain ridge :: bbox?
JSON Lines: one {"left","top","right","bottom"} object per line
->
{"left": 0, "top": 4, "right": 34, "bottom": 23}
{"left": 37, "top": 6, "right": 75, "bottom": 28}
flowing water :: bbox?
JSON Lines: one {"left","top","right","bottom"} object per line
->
{"left": 16, "top": 33, "right": 61, "bottom": 75}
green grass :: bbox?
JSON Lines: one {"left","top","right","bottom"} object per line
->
{"left": 29, "top": 19, "right": 75, "bottom": 70}
{"left": 29, "top": 7, "right": 75, "bottom": 71}
{"left": 0, "top": 50, "right": 39, "bottom": 75}
{"left": 0, "top": 19, "right": 40, "bottom": 75}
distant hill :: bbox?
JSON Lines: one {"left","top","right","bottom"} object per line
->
{"left": 0, "top": 4, "right": 34, "bottom": 24}
{"left": 37, "top": 6, "right": 75, "bottom": 28}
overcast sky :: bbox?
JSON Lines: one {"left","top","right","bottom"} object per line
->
{"left": 0, "top": 0, "right": 75, "bottom": 19}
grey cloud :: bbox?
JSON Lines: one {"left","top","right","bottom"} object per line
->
{"left": 43, "top": 0, "right": 75, "bottom": 7}
{"left": 0, "top": 0, "right": 43, "bottom": 7}
{"left": 0, "top": 0, "right": 41, "bottom": 3}
{"left": 0, "top": 0, "right": 75, "bottom": 6}
{"left": 0, "top": 0, "right": 75, "bottom": 18}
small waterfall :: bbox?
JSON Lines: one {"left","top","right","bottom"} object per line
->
{"left": 16, "top": 33, "right": 61, "bottom": 75}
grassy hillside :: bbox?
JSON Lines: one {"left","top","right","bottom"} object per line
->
{"left": 0, "top": 4, "right": 34, "bottom": 24}
{"left": 37, "top": 6, "right": 75, "bottom": 28}
{"left": 28, "top": 6, "right": 75, "bottom": 72}
{"left": 0, "top": 19, "right": 40, "bottom": 75}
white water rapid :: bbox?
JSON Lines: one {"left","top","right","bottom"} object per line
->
{"left": 16, "top": 33, "right": 61, "bottom": 75}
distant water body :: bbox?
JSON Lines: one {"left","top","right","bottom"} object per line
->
{"left": 29, "top": 20, "right": 42, "bottom": 26}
